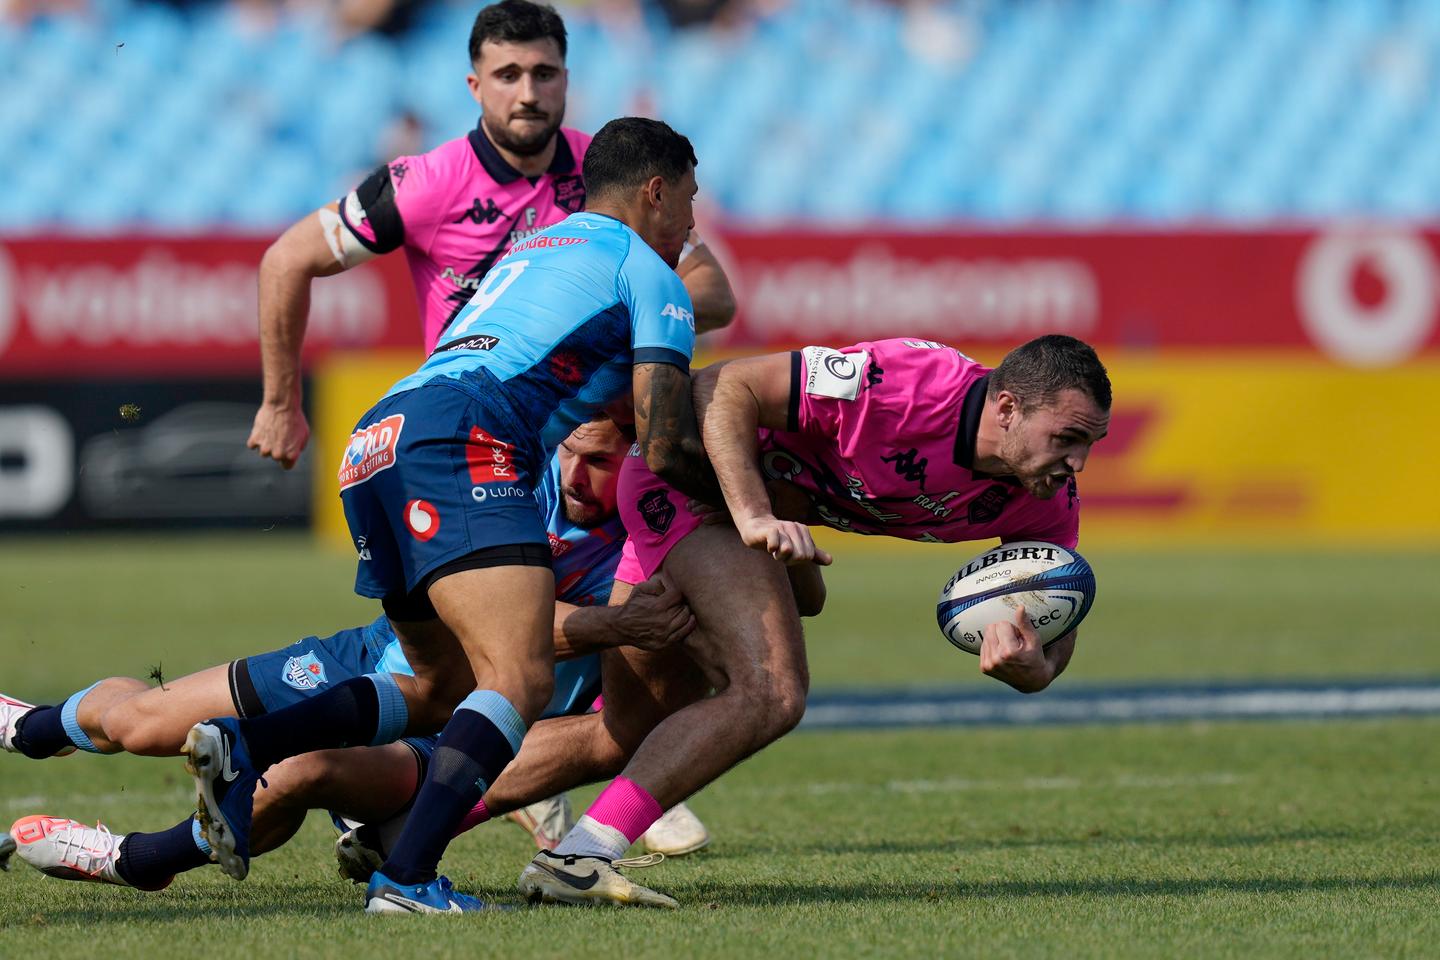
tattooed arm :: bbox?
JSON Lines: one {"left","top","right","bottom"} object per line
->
{"left": 632, "top": 362, "right": 722, "bottom": 505}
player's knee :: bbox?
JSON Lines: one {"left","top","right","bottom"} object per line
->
{"left": 762, "top": 672, "right": 809, "bottom": 741}
{"left": 261, "top": 752, "right": 336, "bottom": 807}
{"left": 101, "top": 700, "right": 182, "bottom": 756}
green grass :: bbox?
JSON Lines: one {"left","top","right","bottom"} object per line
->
{"left": 2, "top": 536, "right": 1439, "bottom": 957}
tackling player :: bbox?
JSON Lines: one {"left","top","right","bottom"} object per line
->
{"left": 183, "top": 117, "right": 715, "bottom": 914}
{"left": 248, "top": 0, "right": 734, "bottom": 470}
{"left": 515, "top": 335, "right": 1112, "bottom": 907}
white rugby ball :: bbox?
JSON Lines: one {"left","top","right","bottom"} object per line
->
{"left": 936, "top": 541, "right": 1096, "bottom": 655}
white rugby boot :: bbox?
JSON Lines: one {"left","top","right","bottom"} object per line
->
{"left": 505, "top": 793, "right": 575, "bottom": 850}
{"left": 9, "top": 815, "right": 143, "bottom": 887}
{"left": 0, "top": 694, "right": 74, "bottom": 756}
{"left": 334, "top": 825, "right": 387, "bottom": 884}
{"left": 518, "top": 849, "right": 676, "bottom": 908}
{"left": 641, "top": 802, "right": 711, "bottom": 857}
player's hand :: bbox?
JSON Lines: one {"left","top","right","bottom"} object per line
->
{"left": 248, "top": 402, "right": 310, "bottom": 470}
{"left": 735, "top": 514, "right": 833, "bottom": 567}
{"left": 979, "top": 604, "right": 1054, "bottom": 693}
{"left": 687, "top": 498, "right": 730, "bottom": 526}
{"left": 615, "top": 572, "right": 696, "bottom": 651}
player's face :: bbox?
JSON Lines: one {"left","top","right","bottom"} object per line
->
{"left": 998, "top": 388, "right": 1109, "bottom": 500}
{"left": 557, "top": 419, "right": 628, "bottom": 528}
{"left": 470, "top": 39, "right": 568, "bottom": 157}
{"left": 649, "top": 167, "right": 697, "bottom": 268}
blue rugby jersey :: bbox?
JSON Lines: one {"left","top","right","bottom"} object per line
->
{"left": 374, "top": 449, "right": 622, "bottom": 716}
{"left": 384, "top": 212, "right": 696, "bottom": 452}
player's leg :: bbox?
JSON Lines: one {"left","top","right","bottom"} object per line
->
{"left": 365, "top": 562, "right": 555, "bottom": 914}
{"left": 251, "top": 741, "right": 426, "bottom": 857}
{"left": 522, "top": 524, "right": 805, "bottom": 907}
{"left": 2, "top": 678, "right": 148, "bottom": 757}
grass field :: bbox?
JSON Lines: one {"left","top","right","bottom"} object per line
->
{"left": 3, "top": 536, "right": 1439, "bottom": 958}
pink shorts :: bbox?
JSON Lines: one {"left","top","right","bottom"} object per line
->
{"left": 615, "top": 451, "right": 703, "bottom": 584}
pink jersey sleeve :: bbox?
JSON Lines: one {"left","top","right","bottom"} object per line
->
{"left": 792, "top": 339, "right": 976, "bottom": 456}
{"left": 338, "top": 149, "right": 463, "bottom": 256}
{"left": 1000, "top": 482, "right": 1081, "bottom": 551}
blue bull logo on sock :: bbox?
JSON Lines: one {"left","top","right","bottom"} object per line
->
{"left": 282, "top": 651, "right": 329, "bottom": 691}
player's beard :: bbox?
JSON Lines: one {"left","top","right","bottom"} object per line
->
{"left": 484, "top": 109, "right": 565, "bottom": 157}
{"left": 562, "top": 490, "right": 607, "bottom": 529}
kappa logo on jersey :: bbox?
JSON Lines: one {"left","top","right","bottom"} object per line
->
{"left": 454, "top": 196, "right": 503, "bottom": 225}
{"left": 968, "top": 483, "right": 1013, "bottom": 524}
{"left": 638, "top": 489, "right": 675, "bottom": 534}
{"left": 548, "top": 532, "right": 574, "bottom": 558}
{"left": 281, "top": 651, "right": 328, "bottom": 692}
{"left": 389, "top": 161, "right": 409, "bottom": 186}
{"left": 339, "top": 415, "right": 405, "bottom": 491}
{"left": 467, "top": 426, "right": 516, "bottom": 483}
{"left": 801, "top": 346, "right": 869, "bottom": 401}
{"left": 661, "top": 302, "right": 695, "bottom": 331}
{"left": 881, "top": 448, "right": 929, "bottom": 489}
{"left": 553, "top": 175, "right": 586, "bottom": 214}
{"left": 404, "top": 499, "right": 440, "bottom": 541}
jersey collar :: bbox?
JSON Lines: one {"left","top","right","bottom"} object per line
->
{"left": 952, "top": 373, "right": 989, "bottom": 469}
{"left": 469, "top": 119, "right": 578, "bottom": 185}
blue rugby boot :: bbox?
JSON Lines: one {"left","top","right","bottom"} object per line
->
{"left": 364, "top": 870, "right": 503, "bottom": 914}
{"left": 183, "top": 719, "right": 258, "bottom": 881}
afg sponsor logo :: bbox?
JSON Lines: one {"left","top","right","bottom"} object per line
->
{"left": 661, "top": 302, "right": 695, "bottom": 331}
{"left": 338, "top": 414, "right": 404, "bottom": 490}
{"left": 281, "top": 651, "right": 329, "bottom": 691}
{"left": 467, "top": 425, "right": 516, "bottom": 483}
{"left": 404, "top": 499, "right": 440, "bottom": 541}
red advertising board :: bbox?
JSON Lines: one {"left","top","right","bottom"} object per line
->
{"left": 3, "top": 225, "right": 1438, "bottom": 376}
{"left": 0, "top": 236, "right": 421, "bottom": 377}
{"left": 706, "top": 224, "right": 1440, "bottom": 364}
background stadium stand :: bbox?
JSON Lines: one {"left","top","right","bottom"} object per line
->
{"left": 3, "top": 0, "right": 1438, "bottom": 230}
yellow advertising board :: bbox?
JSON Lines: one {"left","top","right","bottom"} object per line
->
{"left": 313, "top": 350, "right": 1440, "bottom": 553}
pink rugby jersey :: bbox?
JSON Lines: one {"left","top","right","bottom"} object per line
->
{"left": 616, "top": 338, "right": 1080, "bottom": 582}
{"left": 339, "top": 122, "right": 592, "bottom": 350}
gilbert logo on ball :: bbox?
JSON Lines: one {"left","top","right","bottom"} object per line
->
{"left": 936, "top": 541, "right": 1096, "bottom": 655}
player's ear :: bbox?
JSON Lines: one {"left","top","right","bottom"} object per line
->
{"left": 995, "top": 391, "right": 1018, "bottom": 428}
{"left": 643, "top": 175, "right": 665, "bottom": 211}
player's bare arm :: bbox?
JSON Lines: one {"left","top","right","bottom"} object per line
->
{"left": 979, "top": 605, "right": 1070, "bottom": 693}
{"left": 676, "top": 232, "right": 736, "bottom": 334}
{"left": 632, "top": 361, "right": 721, "bottom": 505}
{"left": 250, "top": 202, "right": 375, "bottom": 469}
{"left": 698, "top": 354, "right": 832, "bottom": 566}
{"left": 553, "top": 573, "right": 696, "bottom": 655}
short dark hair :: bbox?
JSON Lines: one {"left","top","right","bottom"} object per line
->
{"left": 989, "top": 334, "right": 1112, "bottom": 412}
{"left": 583, "top": 117, "right": 698, "bottom": 200}
{"left": 469, "top": 1, "right": 567, "bottom": 64}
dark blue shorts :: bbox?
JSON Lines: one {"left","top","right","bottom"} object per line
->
{"left": 230, "top": 621, "right": 438, "bottom": 761}
{"left": 338, "top": 382, "right": 549, "bottom": 603}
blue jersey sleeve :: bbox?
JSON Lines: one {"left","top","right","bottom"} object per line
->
{"left": 618, "top": 242, "right": 695, "bottom": 372}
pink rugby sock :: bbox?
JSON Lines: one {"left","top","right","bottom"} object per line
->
{"left": 585, "top": 776, "right": 663, "bottom": 843}
{"left": 453, "top": 797, "right": 491, "bottom": 837}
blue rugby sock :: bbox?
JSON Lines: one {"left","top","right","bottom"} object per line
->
{"left": 12, "top": 705, "right": 67, "bottom": 758}
{"left": 115, "top": 817, "right": 211, "bottom": 891}
{"left": 380, "top": 691, "right": 526, "bottom": 886}
{"left": 238, "top": 674, "right": 405, "bottom": 771}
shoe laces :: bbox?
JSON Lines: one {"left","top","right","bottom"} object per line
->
{"left": 56, "top": 820, "right": 120, "bottom": 877}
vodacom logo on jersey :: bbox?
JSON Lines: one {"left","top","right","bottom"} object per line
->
{"left": 404, "top": 499, "right": 440, "bottom": 541}
{"left": 1297, "top": 226, "right": 1440, "bottom": 366}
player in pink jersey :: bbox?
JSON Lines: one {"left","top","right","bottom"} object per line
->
{"left": 517, "top": 335, "right": 1110, "bottom": 908}
{"left": 247, "top": 1, "right": 735, "bottom": 470}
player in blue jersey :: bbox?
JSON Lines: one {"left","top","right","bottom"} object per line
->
{"left": 4, "top": 417, "right": 700, "bottom": 890}
{"left": 178, "top": 117, "right": 715, "bottom": 914}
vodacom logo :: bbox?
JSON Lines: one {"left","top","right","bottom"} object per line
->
{"left": 0, "top": 246, "right": 16, "bottom": 357}
{"left": 1297, "top": 226, "right": 1438, "bottom": 366}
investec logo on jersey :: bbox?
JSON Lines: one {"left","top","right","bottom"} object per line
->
{"left": 338, "top": 414, "right": 404, "bottom": 490}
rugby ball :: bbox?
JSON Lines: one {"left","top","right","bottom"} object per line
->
{"left": 936, "top": 541, "right": 1095, "bottom": 655}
